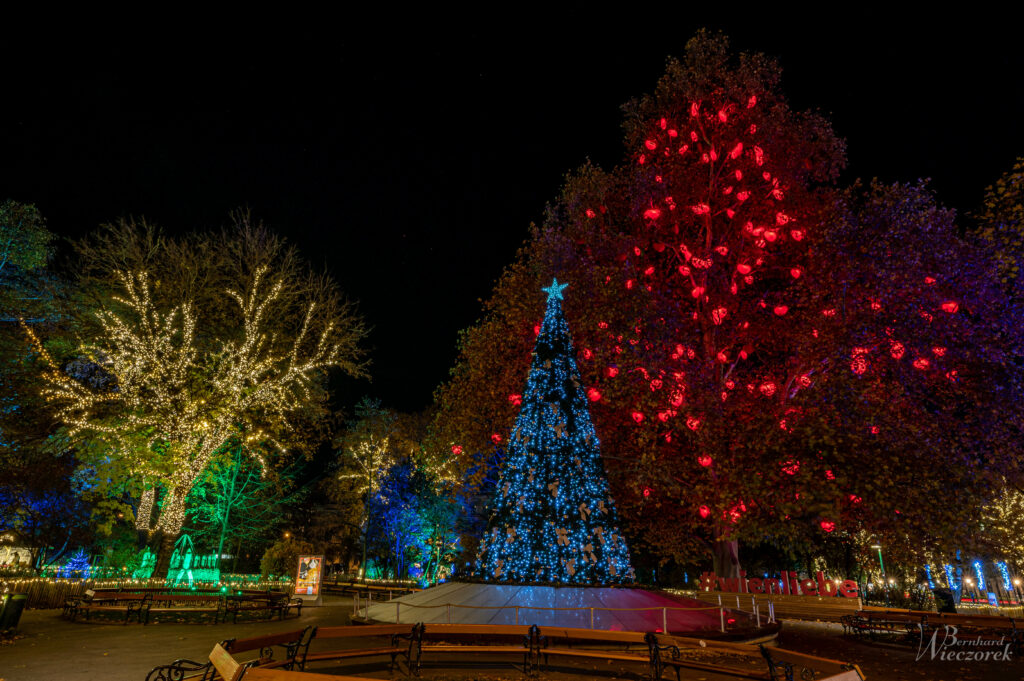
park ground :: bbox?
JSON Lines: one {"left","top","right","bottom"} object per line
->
{"left": 1, "top": 596, "right": 1022, "bottom": 681}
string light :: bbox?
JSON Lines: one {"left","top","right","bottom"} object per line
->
{"left": 996, "top": 561, "right": 1012, "bottom": 591}
{"left": 972, "top": 560, "right": 986, "bottom": 591}
{"left": 943, "top": 564, "right": 961, "bottom": 590}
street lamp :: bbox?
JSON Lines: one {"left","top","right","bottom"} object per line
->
{"left": 871, "top": 544, "right": 888, "bottom": 606}
{"left": 870, "top": 544, "right": 886, "bottom": 577}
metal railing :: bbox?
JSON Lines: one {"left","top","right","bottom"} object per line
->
{"left": 351, "top": 591, "right": 775, "bottom": 633}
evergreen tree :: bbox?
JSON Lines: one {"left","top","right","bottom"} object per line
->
{"left": 476, "top": 279, "right": 634, "bottom": 585}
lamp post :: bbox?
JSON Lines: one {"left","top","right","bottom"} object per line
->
{"left": 871, "top": 544, "right": 888, "bottom": 606}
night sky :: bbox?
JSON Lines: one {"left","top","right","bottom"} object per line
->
{"left": 3, "top": 16, "right": 1022, "bottom": 415}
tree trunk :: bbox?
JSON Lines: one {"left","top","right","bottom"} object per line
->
{"left": 152, "top": 487, "right": 188, "bottom": 579}
{"left": 217, "top": 450, "right": 241, "bottom": 572}
{"left": 152, "top": 529, "right": 178, "bottom": 580}
{"left": 712, "top": 523, "right": 741, "bottom": 578}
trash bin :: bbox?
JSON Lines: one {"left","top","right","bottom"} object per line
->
{"left": 0, "top": 593, "right": 28, "bottom": 631}
{"left": 932, "top": 587, "right": 957, "bottom": 614}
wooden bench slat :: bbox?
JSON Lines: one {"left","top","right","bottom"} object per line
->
{"left": 228, "top": 629, "right": 311, "bottom": 654}
{"left": 242, "top": 668, "right": 371, "bottom": 681}
{"left": 423, "top": 645, "right": 529, "bottom": 654}
{"left": 304, "top": 647, "right": 404, "bottom": 662}
{"left": 315, "top": 625, "right": 412, "bottom": 639}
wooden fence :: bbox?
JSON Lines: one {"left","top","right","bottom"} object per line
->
{"left": 1, "top": 577, "right": 293, "bottom": 609}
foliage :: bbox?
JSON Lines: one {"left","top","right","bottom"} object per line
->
{"left": 186, "top": 439, "right": 307, "bottom": 565}
{"left": 430, "top": 32, "right": 1023, "bottom": 575}
{"left": 785, "top": 180, "right": 1024, "bottom": 565}
{"left": 0, "top": 199, "right": 52, "bottom": 276}
{"left": 0, "top": 450, "right": 92, "bottom": 567}
{"left": 983, "top": 488, "right": 1024, "bottom": 562}
{"left": 329, "top": 399, "right": 433, "bottom": 574}
{"left": 364, "top": 457, "right": 464, "bottom": 583}
{"left": 0, "top": 201, "right": 91, "bottom": 562}
{"left": 28, "top": 213, "right": 369, "bottom": 550}
{"left": 260, "top": 537, "right": 314, "bottom": 579}
{"left": 974, "top": 156, "right": 1024, "bottom": 290}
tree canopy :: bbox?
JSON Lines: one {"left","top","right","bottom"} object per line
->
{"left": 430, "top": 32, "right": 1024, "bottom": 575}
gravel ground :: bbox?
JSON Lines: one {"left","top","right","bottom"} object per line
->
{"left": 3, "top": 603, "right": 1023, "bottom": 681}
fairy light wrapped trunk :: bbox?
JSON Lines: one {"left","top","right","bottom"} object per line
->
{"left": 476, "top": 279, "right": 635, "bottom": 584}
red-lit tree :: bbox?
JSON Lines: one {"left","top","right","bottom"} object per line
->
{"left": 433, "top": 33, "right": 1022, "bottom": 576}
{"left": 781, "top": 181, "right": 1024, "bottom": 565}
{"left": 588, "top": 33, "right": 844, "bottom": 576}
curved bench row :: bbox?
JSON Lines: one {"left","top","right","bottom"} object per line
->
{"left": 64, "top": 588, "right": 302, "bottom": 625}
{"left": 149, "top": 622, "right": 866, "bottom": 680}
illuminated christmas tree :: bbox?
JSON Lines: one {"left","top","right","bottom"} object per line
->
{"left": 476, "top": 279, "right": 635, "bottom": 585}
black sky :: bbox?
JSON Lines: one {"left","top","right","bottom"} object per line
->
{"left": 3, "top": 15, "right": 1022, "bottom": 414}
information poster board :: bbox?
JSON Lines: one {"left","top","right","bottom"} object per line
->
{"left": 295, "top": 554, "right": 324, "bottom": 607}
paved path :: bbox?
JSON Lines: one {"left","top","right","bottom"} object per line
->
{"left": 776, "top": 619, "right": 1024, "bottom": 681}
{"left": 0, "top": 596, "right": 355, "bottom": 681}
{"left": 4, "top": 604, "right": 1024, "bottom": 680}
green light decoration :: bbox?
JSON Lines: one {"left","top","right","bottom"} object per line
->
{"left": 132, "top": 547, "right": 156, "bottom": 579}
{"left": 475, "top": 279, "right": 635, "bottom": 584}
{"left": 167, "top": 534, "right": 220, "bottom": 587}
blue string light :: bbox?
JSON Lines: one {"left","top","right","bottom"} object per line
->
{"left": 972, "top": 560, "right": 986, "bottom": 591}
{"left": 924, "top": 564, "right": 935, "bottom": 589}
{"left": 943, "top": 564, "right": 960, "bottom": 591}
{"left": 996, "top": 561, "right": 1011, "bottom": 591}
{"left": 475, "top": 279, "right": 635, "bottom": 585}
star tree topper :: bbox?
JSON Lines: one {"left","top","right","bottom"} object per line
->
{"left": 543, "top": 278, "right": 568, "bottom": 301}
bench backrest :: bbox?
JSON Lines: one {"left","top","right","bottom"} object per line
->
{"left": 421, "top": 624, "right": 533, "bottom": 638}
{"left": 537, "top": 626, "right": 648, "bottom": 646}
{"left": 209, "top": 643, "right": 243, "bottom": 681}
{"left": 315, "top": 624, "right": 414, "bottom": 640}
{"left": 228, "top": 628, "right": 311, "bottom": 654}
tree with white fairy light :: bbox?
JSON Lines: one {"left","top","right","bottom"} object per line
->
{"left": 28, "top": 214, "right": 368, "bottom": 576}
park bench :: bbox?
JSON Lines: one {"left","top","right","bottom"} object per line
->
{"left": 153, "top": 622, "right": 865, "bottom": 681}
{"left": 71, "top": 591, "right": 148, "bottom": 624}
{"left": 846, "top": 607, "right": 1023, "bottom": 652}
{"left": 140, "top": 593, "right": 225, "bottom": 625}
{"left": 302, "top": 624, "right": 421, "bottom": 674}
{"left": 224, "top": 593, "right": 303, "bottom": 623}
{"left": 63, "top": 588, "right": 94, "bottom": 619}
{"left": 407, "top": 623, "right": 545, "bottom": 675}
{"left": 146, "top": 627, "right": 316, "bottom": 681}
{"left": 536, "top": 627, "right": 772, "bottom": 680}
